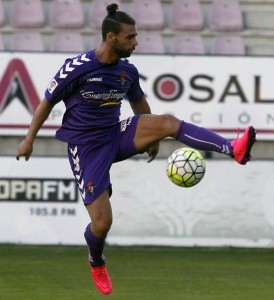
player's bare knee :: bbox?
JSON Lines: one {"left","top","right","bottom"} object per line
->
{"left": 159, "top": 114, "right": 179, "bottom": 135}
{"left": 94, "top": 218, "right": 112, "bottom": 236}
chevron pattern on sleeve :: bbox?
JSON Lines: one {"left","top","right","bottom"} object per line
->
{"left": 59, "top": 54, "right": 91, "bottom": 79}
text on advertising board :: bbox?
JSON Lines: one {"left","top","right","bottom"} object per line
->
{"left": 0, "top": 178, "right": 78, "bottom": 202}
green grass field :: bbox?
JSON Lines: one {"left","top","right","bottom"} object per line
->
{"left": 0, "top": 244, "right": 274, "bottom": 300}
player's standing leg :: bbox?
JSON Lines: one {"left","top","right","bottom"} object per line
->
{"left": 84, "top": 190, "right": 113, "bottom": 295}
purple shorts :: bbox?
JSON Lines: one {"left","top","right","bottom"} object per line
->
{"left": 67, "top": 116, "right": 140, "bottom": 205}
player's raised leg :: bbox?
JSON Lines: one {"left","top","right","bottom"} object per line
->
{"left": 230, "top": 126, "right": 256, "bottom": 164}
{"left": 175, "top": 120, "right": 256, "bottom": 165}
{"left": 133, "top": 114, "right": 256, "bottom": 165}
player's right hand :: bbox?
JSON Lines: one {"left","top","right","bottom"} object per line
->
{"left": 146, "top": 141, "right": 159, "bottom": 163}
{"left": 16, "top": 139, "right": 33, "bottom": 161}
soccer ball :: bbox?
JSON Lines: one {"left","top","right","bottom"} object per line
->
{"left": 166, "top": 148, "right": 206, "bottom": 188}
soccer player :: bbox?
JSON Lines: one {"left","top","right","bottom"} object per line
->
{"left": 16, "top": 3, "right": 256, "bottom": 295}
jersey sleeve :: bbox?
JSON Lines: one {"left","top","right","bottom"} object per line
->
{"left": 45, "top": 53, "right": 92, "bottom": 104}
{"left": 126, "top": 65, "right": 144, "bottom": 103}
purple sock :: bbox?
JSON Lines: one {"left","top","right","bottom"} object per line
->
{"left": 84, "top": 223, "right": 105, "bottom": 267}
{"left": 176, "top": 121, "right": 232, "bottom": 156}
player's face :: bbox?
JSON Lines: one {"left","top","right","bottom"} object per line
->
{"left": 111, "top": 24, "right": 138, "bottom": 58}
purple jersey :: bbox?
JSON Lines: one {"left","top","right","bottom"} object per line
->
{"left": 45, "top": 49, "right": 144, "bottom": 144}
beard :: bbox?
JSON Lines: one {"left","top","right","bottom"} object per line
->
{"left": 112, "top": 40, "right": 133, "bottom": 58}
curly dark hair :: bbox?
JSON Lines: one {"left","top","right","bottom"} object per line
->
{"left": 101, "top": 3, "right": 135, "bottom": 40}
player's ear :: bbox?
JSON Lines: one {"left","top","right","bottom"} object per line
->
{"left": 106, "top": 32, "right": 115, "bottom": 43}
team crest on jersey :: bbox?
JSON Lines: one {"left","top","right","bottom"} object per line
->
{"left": 86, "top": 181, "right": 96, "bottom": 195}
{"left": 118, "top": 72, "right": 126, "bottom": 88}
{"left": 47, "top": 78, "right": 58, "bottom": 94}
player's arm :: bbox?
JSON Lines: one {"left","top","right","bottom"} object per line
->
{"left": 130, "top": 96, "right": 159, "bottom": 162}
{"left": 16, "top": 98, "right": 55, "bottom": 161}
{"left": 129, "top": 95, "right": 151, "bottom": 115}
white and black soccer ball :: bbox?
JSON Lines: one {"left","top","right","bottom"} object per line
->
{"left": 166, "top": 147, "right": 206, "bottom": 188}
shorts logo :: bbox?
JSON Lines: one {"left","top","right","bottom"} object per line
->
{"left": 120, "top": 117, "right": 132, "bottom": 132}
{"left": 87, "top": 181, "right": 96, "bottom": 195}
{"left": 120, "top": 120, "right": 127, "bottom": 132}
{"left": 47, "top": 78, "right": 58, "bottom": 94}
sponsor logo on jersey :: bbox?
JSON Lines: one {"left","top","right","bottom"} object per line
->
{"left": 81, "top": 89, "right": 125, "bottom": 105}
{"left": 87, "top": 77, "right": 102, "bottom": 82}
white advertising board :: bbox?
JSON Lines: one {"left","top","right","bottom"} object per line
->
{"left": 0, "top": 52, "right": 274, "bottom": 139}
{"left": 1, "top": 156, "right": 274, "bottom": 248}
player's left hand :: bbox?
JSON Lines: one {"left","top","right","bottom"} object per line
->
{"left": 146, "top": 142, "right": 159, "bottom": 163}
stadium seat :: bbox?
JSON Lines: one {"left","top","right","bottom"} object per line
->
{"left": 208, "top": 0, "right": 244, "bottom": 31}
{"left": 211, "top": 35, "right": 246, "bottom": 55}
{"left": 89, "top": 0, "right": 122, "bottom": 30}
{"left": 49, "top": 0, "right": 84, "bottom": 29}
{"left": 169, "top": 0, "right": 204, "bottom": 31}
{"left": 90, "top": 34, "right": 102, "bottom": 49}
{"left": 134, "top": 33, "right": 165, "bottom": 54}
{"left": 0, "top": 0, "right": 5, "bottom": 27}
{"left": 50, "top": 32, "right": 85, "bottom": 53}
{"left": 130, "top": 0, "right": 164, "bottom": 30}
{"left": 170, "top": 35, "right": 205, "bottom": 55}
{"left": 10, "top": 0, "right": 45, "bottom": 28}
{"left": 0, "top": 33, "right": 4, "bottom": 50}
{"left": 10, "top": 32, "right": 44, "bottom": 52}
